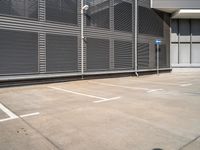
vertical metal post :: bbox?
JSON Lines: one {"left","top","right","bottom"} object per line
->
{"left": 178, "top": 19, "right": 180, "bottom": 64}
{"left": 134, "top": 0, "right": 138, "bottom": 76}
{"left": 81, "top": 0, "right": 84, "bottom": 79}
{"left": 190, "top": 19, "right": 192, "bottom": 64}
{"left": 157, "top": 44, "right": 159, "bottom": 75}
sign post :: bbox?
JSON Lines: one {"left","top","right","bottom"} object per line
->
{"left": 155, "top": 39, "right": 161, "bottom": 75}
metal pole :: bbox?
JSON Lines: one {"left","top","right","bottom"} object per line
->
{"left": 134, "top": 0, "right": 138, "bottom": 77}
{"left": 157, "top": 44, "right": 159, "bottom": 75}
{"left": 81, "top": 0, "right": 84, "bottom": 79}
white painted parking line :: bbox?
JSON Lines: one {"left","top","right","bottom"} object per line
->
{"left": 130, "top": 78, "right": 194, "bottom": 87}
{"left": 129, "top": 79, "right": 181, "bottom": 86}
{"left": 49, "top": 86, "right": 121, "bottom": 101}
{"left": 0, "top": 117, "right": 17, "bottom": 123}
{"left": 93, "top": 97, "right": 121, "bottom": 103}
{"left": 0, "top": 103, "right": 40, "bottom": 123}
{"left": 147, "top": 89, "right": 163, "bottom": 93}
{"left": 20, "top": 112, "right": 40, "bottom": 118}
{"left": 89, "top": 81, "right": 149, "bottom": 91}
{"left": 180, "top": 83, "right": 192, "bottom": 87}
{"left": 89, "top": 81, "right": 163, "bottom": 93}
{"left": 0, "top": 103, "right": 18, "bottom": 120}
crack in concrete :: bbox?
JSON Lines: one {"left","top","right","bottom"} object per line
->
{"left": 178, "top": 135, "right": 200, "bottom": 150}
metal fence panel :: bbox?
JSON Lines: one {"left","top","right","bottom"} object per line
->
{"left": 46, "top": 0, "right": 77, "bottom": 24}
{"left": 114, "top": 0, "right": 132, "bottom": 32}
{"left": 86, "top": 0, "right": 110, "bottom": 29}
{"left": 86, "top": 38, "right": 110, "bottom": 71}
{"left": 138, "top": 43, "right": 149, "bottom": 69}
{"left": 114, "top": 40, "right": 133, "bottom": 69}
{"left": 0, "top": 0, "right": 38, "bottom": 19}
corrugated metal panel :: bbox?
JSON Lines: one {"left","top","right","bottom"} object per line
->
{"left": 39, "top": 33, "right": 46, "bottom": 73}
{"left": 0, "top": 29, "right": 38, "bottom": 75}
{"left": 138, "top": 43, "right": 149, "bottom": 69}
{"left": 46, "top": 0, "right": 77, "bottom": 24}
{"left": 39, "top": 0, "right": 46, "bottom": 21}
{"left": 114, "top": 0, "right": 132, "bottom": 32}
{"left": 114, "top": 40, "right": 132, "bottom": 69}
{"left": 86, "top": 0, "right": 110, "bottom": 29}
{"left": 86, "top": 38, "right": 110, "bottom": 71}
{"left": 46, "top": 34, "right": 78, "bottom": 73}
{"left": 0, "top": 16, "right": 81, "bottom": 35}
{"left": 0, "top": 0, "right": 38, "bottom": 19}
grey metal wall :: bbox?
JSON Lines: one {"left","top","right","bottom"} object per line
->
{"left": 84, "top": 0, "right": 135, "bottom": 73}
{"left": 171, "top": 19, "right": 200, "bottom": 67}
{"left": 0, "top": 0, "right": 81, "bottom": 77}
{"left": 138, "top": 0, "right": 170, "bottom": 70}
{"left": 0, "top": 0, "right": 170, "bottom": 80}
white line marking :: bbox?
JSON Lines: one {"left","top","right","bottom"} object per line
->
{"left": 128, "top": 79, "right": 180, "bottom": 86}
{"left": 180, "top": 84, "right": 192, "bottom": 87}
{"left": 89, "top": 81, "right": 150, "bottom": 91}
{"left": 0, "top": 103, "right": 18, "bottom": 119}
{"left": 0, "top": 117, "right": 16, "bottom": 122}
{"left": 89, "top": 81, "right": 163, "bottom": 93}
{"left": 49, "top": 86, "right": 121, "bottom": 101}
{"left": 147, "top": 89, "right": 163, "bottom": 93}
{"left": 20, "top": 112, "right": 40, "bottom": 118}
{"left": 0, "top": 103, "right": 40, "bottom": 123}
{"left": 93, "top": 97, "right": 121, "bottom": 103}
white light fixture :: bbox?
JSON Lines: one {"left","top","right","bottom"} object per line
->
{"left": 82, "top": 5, "right": 89, "bottom": 11}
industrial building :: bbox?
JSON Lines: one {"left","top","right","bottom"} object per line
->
{"left": 0, "top": 0, "right": 199, "bottom": 81}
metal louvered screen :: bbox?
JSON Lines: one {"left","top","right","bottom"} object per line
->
{"left": 0, "top": 29, "right": 38, "bottom": 75}
{"left": 87, "top": 38, "right": 109, "bottom": 71}
{"left": 138, "top": 6, "right": 163, "bottom": 37}
{"left": 86, "top": 0, "right": 110, "bottom": 29}
{"left": 46, "top": 34, "right": 78, "bottom": 73}
{"left": 159, "top": 45, "right": 168, "bottom": 68}
{"left": 114, "top": 0, "right": 132, "bottom": 32}
{"left": 114, "top": 40, "right": 132, "bottom": 69}
{"left": 0, "top": 0, "right": 38, "bottom": 19}
{"left": 138, "top": 43, "right": 149, "bottom": 70}
{"left": 46, "top": 0, "right": 77, "bottom": 24}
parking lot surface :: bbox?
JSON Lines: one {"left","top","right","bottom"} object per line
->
{"left": 0, "top": 70, "right": 200, "bottom": 150}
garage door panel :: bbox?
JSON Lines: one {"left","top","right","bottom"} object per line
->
{"left": 46, "top": 34, "right": 78, "bottom": 73}
{"left": 0, "top": 29, "right": 38, "bottom": 75}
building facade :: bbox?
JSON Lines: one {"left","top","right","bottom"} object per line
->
{"left": 152, "top": 0, "right": 200, "bottom": 68}
{"left": 0, "top": 0, "right": 170, "bottom": 81}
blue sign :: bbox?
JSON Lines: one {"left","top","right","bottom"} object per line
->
{"left": 155, "top": 39, "right": 161, "bottom": 45}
